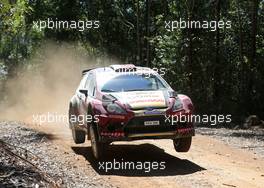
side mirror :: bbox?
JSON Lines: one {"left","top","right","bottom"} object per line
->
{"left": 169, "top": 90, "right": 177, "bottom": 98}
{"left": 79, "top": 89, "right": 88, "bottom": 97}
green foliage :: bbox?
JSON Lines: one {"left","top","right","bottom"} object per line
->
{"left": 0, "top": 0, "right": 263, "bottom": 120}
{"left": 0, "top": 0, "right": 44, "bottom": 75}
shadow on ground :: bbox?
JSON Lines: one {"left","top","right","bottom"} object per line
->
{"left": 72, "top": 143, "right": 206, "bottom": 176}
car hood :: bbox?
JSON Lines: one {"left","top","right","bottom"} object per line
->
{"left": 111, "top": 90, "right": 168, "bottom": 110}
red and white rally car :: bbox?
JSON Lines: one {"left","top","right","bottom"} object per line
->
{"left": 69, "top": 64, "right": 195, "bottom": 159}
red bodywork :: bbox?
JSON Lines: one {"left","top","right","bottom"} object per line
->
{"left": 86, "top": 92, "right": 195, "bottom": 141}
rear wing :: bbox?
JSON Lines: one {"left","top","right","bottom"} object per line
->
{"left": 82, "top": 69, "right": 92, "bottom": 76}
{"left": 110, "top": 64, "right": 137, "bottom": 72}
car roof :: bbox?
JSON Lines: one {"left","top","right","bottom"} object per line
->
{"left": 81, "top": 64, "right": 171, "bottom": 90}
{"left": 83, "top": 64, "right": 156, "bottom": 76}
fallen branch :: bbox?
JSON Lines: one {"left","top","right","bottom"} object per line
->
{"left": 0, "top": 140, "right": 41, "bottom": 160}
{"left": 241, "top": 145, "right": 264, "bottom": 149}
{"left": 223, "top": 183, "right": 237, "bottom": 187}
{"left": 0, "top": 139, "right": 60, "bottom": 188}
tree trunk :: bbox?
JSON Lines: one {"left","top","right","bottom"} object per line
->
{"left": 250, "top": 0, "right": 259, "bottom": 65}
{"left": 237, "top": 0, "right": 247, "bottom": 114}
{"left": 136, "top": 0, "right": 141, "bottom": 65}
{"left": 213, "top": 0, "right": 221, "bottom": 112}
{"left": 145, "top": 0, "right": 151, "bottom": 67}
{"left": 246, "top": 0, "right": 260, "bottom": 113}
{"left": 186, "top": 0, "right": 195, "bottom": 94}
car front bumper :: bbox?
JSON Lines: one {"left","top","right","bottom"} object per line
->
{"left": 101, "top": 127, "right": 194, "bottom": 142}
{"left": 97, "top": 109, "right": 195, "bottom": 142}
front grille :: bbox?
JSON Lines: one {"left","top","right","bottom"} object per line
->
{"left": 126, "top": 115, "right": 168, "bottom": 126}
{"left": 124, "top": 115, "right": 188, "bottom": 134}
{"left": 131, "top": 106, "right": 167, "bottom": 110}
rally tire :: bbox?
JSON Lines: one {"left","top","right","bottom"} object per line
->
{"left": 72, "top": 128, "right": 86, "bottom": 144}
{"left": 89, "top": 125, "right": 105, "bottom": 160}
{"left": 173, "top": 137, "right": 192, "bottom": 152}
{"left": 68, "top": 104, "right": 74, "bottom": 129}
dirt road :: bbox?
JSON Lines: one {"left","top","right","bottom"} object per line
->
{"left": 13, "top": 121, "right": 262, "bottom": 188}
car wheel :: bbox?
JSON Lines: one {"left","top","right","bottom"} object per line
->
{"left": 173, "top": 137, "right": 192, "bottom": 152}
{"left": 72, "top": 127, "right": 86, "bottom": 144}
{"left": 89, "top": 125, "right": 105, "bottom": 159}
{"left": 68, "top": 105, "right": 74, "bottom": 129}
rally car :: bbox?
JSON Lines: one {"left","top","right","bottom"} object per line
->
{"left": 68, "top": 64, "right": 195, "bottom": 159}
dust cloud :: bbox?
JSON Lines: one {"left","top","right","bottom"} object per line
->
{"left": 0, "top": 42, "right": 112, "bottom": 124}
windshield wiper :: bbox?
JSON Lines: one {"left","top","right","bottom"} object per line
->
{"left": 101, "top": 89, "right": 117, "bottom": 92}
{"left": 124, "top": 88, "right": 154, "bottom": 92}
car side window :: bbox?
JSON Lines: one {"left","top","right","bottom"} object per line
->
{"left": 85, "top": 73, "right": 93, "bottom": 89}
{"left": 83, "top": 73, "right": 96, "bottom": 97}
{"left": 77, "top": 75, "right": 88, "bottom": 92}
{"left": 88, "top": 77, "right": 96, "bottom": 97}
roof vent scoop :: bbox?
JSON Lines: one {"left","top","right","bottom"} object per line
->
{"left": 82, "top": 69, "right": 92, "bottom": 75}
{"left": 110, "top": 64, "right": 137, "bottom": 72}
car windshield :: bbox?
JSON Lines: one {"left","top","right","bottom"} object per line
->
{"left": 100, "top": 74, "right": 166, "bottom": 92}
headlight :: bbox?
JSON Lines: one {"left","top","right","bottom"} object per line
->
{"left": 173, "top": 97, "right": 183, "bottom": 112}
{"left": 106, "top": 103, "right": 126, "bottom": 114}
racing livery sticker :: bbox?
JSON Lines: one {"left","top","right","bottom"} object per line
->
{"left": 114, "top": 91, "right": 166, "bottom": 109}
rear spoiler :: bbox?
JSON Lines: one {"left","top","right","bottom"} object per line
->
{"left": 82, "top": 69, "right": 92, "bottom": 75}
{"left": 110, "top": 64, "right": 137, "bottom": 72}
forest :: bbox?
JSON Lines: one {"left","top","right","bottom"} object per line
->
{"left": 0, "top": 0, "right": 263, "bottom": 123}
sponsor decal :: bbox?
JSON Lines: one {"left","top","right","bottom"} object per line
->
{"left": 116, "top": 91, "right": 166, "bottom": 109}
{"left": 144, "top": 108, "right": 164, "bottom": 115}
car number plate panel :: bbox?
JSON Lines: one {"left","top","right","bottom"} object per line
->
{"left": 144, "top": 121, "right": 160, "bottom": 126}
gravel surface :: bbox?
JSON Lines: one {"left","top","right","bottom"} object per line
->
{"left": 0, "top": 121, "right": 115, "bottom": 188}
{"left": 196, "top": 127, "right": 264, "bottom": 157}
{"left": 1, "top": 121, "right": 264, "bottom": 188}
